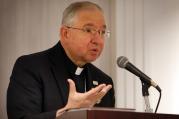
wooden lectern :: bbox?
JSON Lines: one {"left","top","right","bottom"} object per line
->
{"left": 59, "top": 108, "right": 179, "bottom": 119}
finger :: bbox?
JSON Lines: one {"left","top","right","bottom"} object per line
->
{"left": 85, "top": 84, "right": 106, "bottom": 97}
{"left": 93, "top": 85, "right": 112, "bottom": 101}
{"left": 101, "top": 84, "right": 112, "bottom": 94}
{"left": 68, "top": 79, "right": 76, "bottom": 94}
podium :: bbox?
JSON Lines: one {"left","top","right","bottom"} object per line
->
{"left": 59, "top": 108, "right": 179, "bottom": 119}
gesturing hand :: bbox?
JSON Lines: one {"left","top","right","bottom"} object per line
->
{"left": 65, "top": 79, "right": 112, "bottom": 109}
{"left": 56, "top": 79, "right": 112, "bottom": 117}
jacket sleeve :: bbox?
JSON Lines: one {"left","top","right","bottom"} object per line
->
{"left": 7, "top": 56, "right": 56, "bottom": 119}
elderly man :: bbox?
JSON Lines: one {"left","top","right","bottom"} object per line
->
{"left": 7, "top": 1, "right": 115, "bottom": 119}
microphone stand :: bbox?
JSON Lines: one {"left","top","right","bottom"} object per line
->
{"left": 140, "top": 78, "right": 153, "bottom": 113}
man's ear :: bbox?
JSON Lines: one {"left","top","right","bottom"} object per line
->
{"left": 60, "top": 26, "right": 70, "bottom": 40}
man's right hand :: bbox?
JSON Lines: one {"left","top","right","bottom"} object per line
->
{"left": 56, "top": 79, "right": 112, "bottom": 117}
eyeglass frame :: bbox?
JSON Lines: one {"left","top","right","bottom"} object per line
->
{"left": 65, "top": 25, "right": 110, "bottom": 39}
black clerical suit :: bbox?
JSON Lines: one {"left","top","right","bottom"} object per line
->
{"left": 7, "top": 42, "right": 115, "bottom": 119}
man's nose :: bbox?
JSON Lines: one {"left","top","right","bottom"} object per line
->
{"left": 91, "top": 32, "right": 103, "bottom": 44}
{"left": 94, "top": 30, "right": 104, "bottom": 38}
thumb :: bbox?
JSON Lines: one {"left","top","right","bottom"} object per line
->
{"left": 68, "top": 79, "right": 76, "bottom": 94}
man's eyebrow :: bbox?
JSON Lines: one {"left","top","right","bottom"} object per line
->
{"left": 83, "top": 23, "right": 107, "bottom": 29}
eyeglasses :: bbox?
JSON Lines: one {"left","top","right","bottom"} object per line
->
{"left": 66, "top": 26, "right": 110, "bottom": 39}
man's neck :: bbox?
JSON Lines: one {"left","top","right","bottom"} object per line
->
{"left": 60, "top": 41, "right": 86, "bottom": 67}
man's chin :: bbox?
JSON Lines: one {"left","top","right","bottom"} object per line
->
{"left": 86, "top": 57, "right": 99, "bottom": 63}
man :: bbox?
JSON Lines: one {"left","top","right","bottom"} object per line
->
{"left": 7, "top": 1, "right": 115, "bottom": 119}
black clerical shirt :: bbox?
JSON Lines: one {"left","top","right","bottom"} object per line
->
{"left": 62, "top": 45, "right": 88, "bottom": 93}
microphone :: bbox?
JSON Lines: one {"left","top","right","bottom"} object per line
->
{"left": 117, "top": 56, "right": 161, "bottom": 92}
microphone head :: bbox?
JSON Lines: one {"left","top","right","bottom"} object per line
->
{"left": 117, "top": 56, "right": 129, "bottom": 68}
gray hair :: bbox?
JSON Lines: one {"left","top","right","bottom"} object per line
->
{"left": 61, "top": 1, "right": 103, "bottom": 26}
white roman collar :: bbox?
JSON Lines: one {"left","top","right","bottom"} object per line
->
{"left": 75, "top": 67, "right": 84, "bottom": 75}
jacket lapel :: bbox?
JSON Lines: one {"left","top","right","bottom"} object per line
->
{"left": 86, "top": 64, "right": 99, "bottom": 90}
{"left": 48, "top": 42, "right": 70, "bottom": 106}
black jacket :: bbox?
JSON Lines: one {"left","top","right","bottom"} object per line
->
{"left": 7, "top": 42, "right": 115, "bottom": 119}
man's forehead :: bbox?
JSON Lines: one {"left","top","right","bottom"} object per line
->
{"left": 74, "top": 9, "right": 106, "bottom": 28}
{"left": 83, "top": 23, "right": 106, "bottom": 29}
